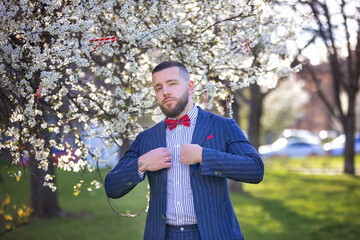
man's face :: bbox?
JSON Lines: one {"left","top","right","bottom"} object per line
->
{"left": 152, "top": 67, "right": 193, "bottom": 118}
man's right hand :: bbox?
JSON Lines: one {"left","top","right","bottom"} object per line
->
{"left": 138, "top": 147, "right": 172, "bottom": 172}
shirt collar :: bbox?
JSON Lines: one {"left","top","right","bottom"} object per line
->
{"left": 186, "top": 104, "right": 198, "bottom": 127}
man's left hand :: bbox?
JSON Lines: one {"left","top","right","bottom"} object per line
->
{"left": 180, "top": 144, "right": 202, "bottom": 165}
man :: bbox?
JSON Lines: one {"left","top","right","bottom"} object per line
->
{"left": 105, "top": 61, "right": 264, "bottom": 240}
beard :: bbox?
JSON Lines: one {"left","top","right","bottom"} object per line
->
{"left": 159, "top": 88, "right": 189, "bottom": 118}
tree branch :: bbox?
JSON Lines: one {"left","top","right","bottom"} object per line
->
{"left": 303, "top": 63, "right": 339, "bottom": 119}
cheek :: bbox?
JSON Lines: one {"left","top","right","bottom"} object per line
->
{"left": 155, "top": 93, "right": 163, "bottom": 102}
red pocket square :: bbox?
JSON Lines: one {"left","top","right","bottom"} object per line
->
{"left": 206, "top": 134, "right": 214, "bottom": 140}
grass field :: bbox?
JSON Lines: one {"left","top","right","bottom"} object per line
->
{"left": 1, "top": 155, "right": 359, "bottom": 240}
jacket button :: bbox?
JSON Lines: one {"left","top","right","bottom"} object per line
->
{"left": 162, "top": 215, "right": 165, "bottom": 219}
{"left": 128, "top": 181, "right": 132, "bottom": 186}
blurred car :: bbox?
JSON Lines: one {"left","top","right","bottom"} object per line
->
{"left": 259, "top": 137, "right": 326, "bottom": 158}
{"left": 323, "top": 133, "right": 360, "bottom": 156}
{"left": 282, "top": 129, "right": 321, "bottom": 144}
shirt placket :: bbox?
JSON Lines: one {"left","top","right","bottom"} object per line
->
{"left": 174, "top": 126, "right": 183, "bottom": 225}
{"left": 165, "top": 106, "right": 198, "bottom": 225}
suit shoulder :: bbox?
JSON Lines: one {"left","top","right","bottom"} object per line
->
{"left": 201, "top": 109, "right": 234, "bottom": 123}
{"left": 213, "top": 113, "right": 234, "bottom": 123}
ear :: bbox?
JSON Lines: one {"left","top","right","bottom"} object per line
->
{"left": 187, "top": 80, "right": 195, "bottom": 95}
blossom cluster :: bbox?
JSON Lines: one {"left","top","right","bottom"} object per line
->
{"left": 0, "top": 0, "right": 301, "bottom": 193}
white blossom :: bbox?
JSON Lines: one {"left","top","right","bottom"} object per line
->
{"left": 0, "top": 0, "right": 301, "bottom": 193}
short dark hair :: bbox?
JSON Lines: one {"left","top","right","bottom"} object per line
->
{"left": 152, "top": 61, "right": 190, "bottom": 81}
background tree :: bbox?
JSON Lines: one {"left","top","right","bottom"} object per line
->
{"left": 0, "top": 0, "right": 300, "bottom": 217}
{"left": 291, "top": 0, "right": 360, "bottom": 174}
{"left": 262, "top": 77, "right": 310, "bottom": 138}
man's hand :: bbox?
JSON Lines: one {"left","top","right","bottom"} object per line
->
{"left": 138, "top": 147, "right": 172, "bottom": 172}
{"left": 180, "top": 144, "right": 203, "bottom": 165}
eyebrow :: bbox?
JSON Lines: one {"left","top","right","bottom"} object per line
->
{"left": 166, "top": 79, "right": 179, "bottom": 83}
{"left": 153, "top": 79, "right": 179, "bottom": 88}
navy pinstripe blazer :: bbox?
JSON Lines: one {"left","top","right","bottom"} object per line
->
{"left": 105, "top": 107, "right": 264, "bottom": 240}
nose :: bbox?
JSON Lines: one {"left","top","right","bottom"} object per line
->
{"left": 163, "top": 85, "right": 170, "bottom": 96}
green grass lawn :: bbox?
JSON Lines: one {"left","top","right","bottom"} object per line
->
{"left": 1, "top": 155, "right": 359, "bottom": 240}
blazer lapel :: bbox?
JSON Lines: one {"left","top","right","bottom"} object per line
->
{"left": 155, "top": 119, "right": 167, "bottom": 148}
{"left": 151, "top": 119, "right": 168, "bottom": 184}
{"left": 191, "top": 107, "right": 215, "bottom": 145}
{"left": 191, "top": 107, "right": 215, "bottom": 175}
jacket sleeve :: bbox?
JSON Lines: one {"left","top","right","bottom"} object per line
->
{"left": 200, "top": 119, "right": 264, "bottom": 183}
{"left": 104, "top": 133, "right": 146, "bottom": 199}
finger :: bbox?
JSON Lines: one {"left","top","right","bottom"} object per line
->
{"left": 158, "top": 147, "right": 169, "bottom": 152}
{"left": 165, "top": 156, "right": 172, "bottom": 162}
{"left": 179, "top": 153, "right": 184, "bottom": 163}
{"left": 164, "top": 163, "right": 172, "bottom": 168}
{"left": 179, "top": 150, "right": 183, "bottom": 158}
{"left": 162, "top": 151, "right": 171, "bottom": 158}
{"left": 182, "top": 144, "right": 190, "bottom": 149}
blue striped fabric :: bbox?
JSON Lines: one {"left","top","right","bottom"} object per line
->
{"left": 166, "top": 105, "right": 198, "bottom": 225}
{"left": 104, "top": 106, "right": 264, "bottom": 240}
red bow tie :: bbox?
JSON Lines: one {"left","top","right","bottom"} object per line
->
{"left": 166, "top": 115, "right": 191, "bottom": 130}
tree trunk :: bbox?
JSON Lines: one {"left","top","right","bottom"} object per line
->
{"left": 248, "top": 84, "right": 264, "bottom": 150}
{"left": 29, "top": 154, "right": 62, "bottom": 217}
{"left": 343, "top": 91, "right": 356, "bottom": 175}
{"left": 228, "top": 92, "right": 243, "bottom": 193}
{"left": 344, "top": 132, "right": 355, "bottom": 174}
{"left": 232, "top": 94, "right": 240, "bottom": 127}
{"left": 119, "top": 138, "right": 132, "bottom": 159}
{"left": 29, "top": 115, "right": 62, "bottom": 218}
{"left": 228, "top": 179, "right": 243, "bottom": 193}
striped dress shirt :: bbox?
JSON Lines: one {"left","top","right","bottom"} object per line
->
{"left": 166, "top": 105, "right": 198, "bottom": 226}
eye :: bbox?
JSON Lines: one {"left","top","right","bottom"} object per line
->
{"left": 169, "top": 81, "right": 177, "bottom": 86}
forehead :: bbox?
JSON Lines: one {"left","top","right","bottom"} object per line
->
{"left": 152, "top": 67, "right": 183, "bottom": 85}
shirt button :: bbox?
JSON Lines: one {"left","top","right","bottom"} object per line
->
{"left": 176, "top": 144, "right": 180, "bottom": 148}
{"left": 177, "top": 201, "right": 180, "bottom": 205}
